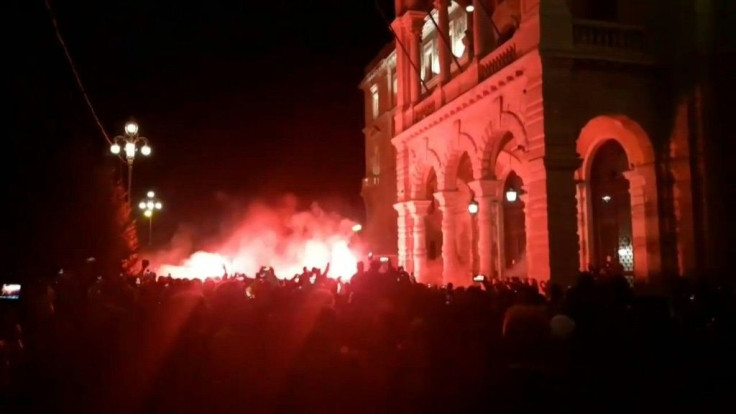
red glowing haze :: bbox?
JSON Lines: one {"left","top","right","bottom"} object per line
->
{"left": 149, "top": 197, "right": 362, "bottom": 280}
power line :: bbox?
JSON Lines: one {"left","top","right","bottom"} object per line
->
{"left": 43, "top": 0, "right": 112, "bottom": 145}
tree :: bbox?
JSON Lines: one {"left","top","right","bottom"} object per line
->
{"left": 110, "top": 176, "right": 140, "bottom": 274}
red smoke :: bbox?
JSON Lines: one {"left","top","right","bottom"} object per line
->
{"left": 149, "top": 196, "right": 362, "bottom": 280}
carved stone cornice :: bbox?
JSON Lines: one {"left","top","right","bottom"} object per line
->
{"left": 392, "top": 57, "right": 528, "bottom": 147}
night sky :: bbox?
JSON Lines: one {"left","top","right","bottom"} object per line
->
{"left": 5, "top": 0, "right": 395, "bottom": 275}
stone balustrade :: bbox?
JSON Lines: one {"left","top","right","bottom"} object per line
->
{"left": 572, "top": 19, "right": 646, "bottom": 54}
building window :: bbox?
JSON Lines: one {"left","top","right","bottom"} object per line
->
{"left": 370, "top": 85, "right": 379, "bottom": 119}
{"left": 449, "top": 15, "right": 467, "bottom": 58}
{"left": 371, "top": 144, "right": 381, "bottom": 176}
{"left": 421, "top": 41, "right": 439, "bottom": 81}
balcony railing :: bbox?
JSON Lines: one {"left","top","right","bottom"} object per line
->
{"left": 414, "top": 97, "right": 436, "bottom": 121}
{"left": 572, "top": 19, "right": 647, "bottom": 54}
{"left": 479, "top": 41, "right": 517, "bottom": 81}
{"left": 411, "top": 40, "right": 518, "bottom": 125}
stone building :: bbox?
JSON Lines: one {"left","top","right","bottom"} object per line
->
{"left": 360, "top": 0, "right": 731, "bottom": 286}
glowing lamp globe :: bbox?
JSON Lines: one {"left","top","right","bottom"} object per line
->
{"left": 351, "top": 224, "right": 363, "bottom": 233}
{"left": 140, "top": 145, "right": 151, "bottom": 156}
{"left": 602, "top": 195, "right": 612, "bottom": 203}
{"left": 147, "top": 201, "right": 154, "bottom": 210}
{"left": 124, "top": 121, "right": 139, "bottom": 136}
{"left": 144, "top": 209, "right": 152, "bottom": 218}
{"left": 139, "top": 202, "right": 146, "bottom": 210}
{"left": 124, "top": 142, "right": 136, "bottom": 158}
{"left": 147, "top": 191, "right": 155, "bottom": 198}
{"left": 110, "top": 143, "right": 121, "bottom": 154}
{"left": 465, "top": 5, "right": 475, "bottom": 12}
{"left": 468, "top": 200, "right": 479, "bottom": 215}
{"left": 505, "top": 189, "right": 518, "bottom": 203}
{"left": 155, "top": 202, "right": 162, "bottom": 210}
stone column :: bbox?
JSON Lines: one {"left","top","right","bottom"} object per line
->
{"left": 464, "top": 7, "right": 475, "bottom": 61}
{"left": 435, "top": 0, "right": 451, "bottom": 83}
{"left": 433, "top": 190, "right": 462, "bottom": 285}
{"left": 406, "top": 200, "right": 433, "bottom": 283}
{"left": 468, "top": 180, "right": 501, "bottom": 278}
{"left": 393, "top": 11, "right": 426, "bottom": 105}
{"left": 393, "top": 202, "right": 412, "bottom": 270}
{"left": 623, "top": 165, "right": 661, "bottom": 280}
{"left": 543, "top": 155, "right": 582, "bottom": 287}
{"left": 407, "top": 12, "right": 425, "bottom": 103}
{"left": 493, "top": 193, "right": 505, "bottom": 278}
{"left": 521, "top": 158, "right": 550, "bottom": 281}
{"left": 670, "top": 157, "right": 696, "bottom": 276}
{"left": 473, "top": 0, "right": 494, "bottom": 57}
{"left": 575, "top": 178, "right": 590, "bottom": 271}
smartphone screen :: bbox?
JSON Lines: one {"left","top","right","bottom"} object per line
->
{"left": 1, "top": 284, "right": 21, "bottom": 300}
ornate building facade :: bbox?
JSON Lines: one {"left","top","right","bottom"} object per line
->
{"left": 361, "top": 0, "right": 728, "bottom": 286}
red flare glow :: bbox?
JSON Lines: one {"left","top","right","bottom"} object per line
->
{"left": 150, "top": 198, "right": 362, "bottom": 281}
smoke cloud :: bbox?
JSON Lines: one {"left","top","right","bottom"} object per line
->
{"left": 149, "top": 195, "right": 362, "bottom": 280}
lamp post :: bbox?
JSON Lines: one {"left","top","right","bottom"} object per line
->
{"left": 468, "top": 199, "right": 479, "bottom": 277}
{"left": 138, "top": 191, "right": 163, "bottom": 246}
{"left": 110, "top": 120, "right": 151, "bottom": 205}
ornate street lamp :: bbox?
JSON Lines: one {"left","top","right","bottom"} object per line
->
{"left": 139, "top": 190, "right": 163, "bottom": 246}
{"left": 110, "top": 120, "right": 151, "bottom": 205}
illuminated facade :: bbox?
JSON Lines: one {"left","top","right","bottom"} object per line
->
{"left": 361, "top": 0, "right": 723, "bottom": 286}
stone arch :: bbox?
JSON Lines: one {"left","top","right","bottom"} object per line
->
{"left": 479, "top": 111, "right": 528, "bottom": 179}
{"left": 493, "top": 137, "right": 531, "bottom": 185}
{"left": 410, "top": 147, "right": 445, "bottom": 199}
{"left": 453, "top": 131, "right": 481, "bottom": 179}
{"left": 577, "top": 115, "right": 655, "bottom": 178}
{"left": 444, "top": 149, "right": 478, "bottom": 192}
{"left": 575, "top": 115, "right": 660, "bottom": 279}
{"left": 492, "top": 142, "right": 531, "bottom": 280}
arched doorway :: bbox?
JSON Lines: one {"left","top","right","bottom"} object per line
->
{"left": 589, "top": 140, "right": 633, "bottom": 274}
{"left": 503, "top": 171, "right": 526, "bottom": 277}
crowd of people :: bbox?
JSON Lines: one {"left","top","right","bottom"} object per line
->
{"left": 1, "top": 258, "right": 734, "bottom": 412}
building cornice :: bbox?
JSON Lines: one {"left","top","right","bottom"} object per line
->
{"left": 391, "top": 51, "right": 535, "bottom": 148}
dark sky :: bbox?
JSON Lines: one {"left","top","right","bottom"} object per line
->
{"left": 4, "top": 0, "right": 394, "bottom": 272}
